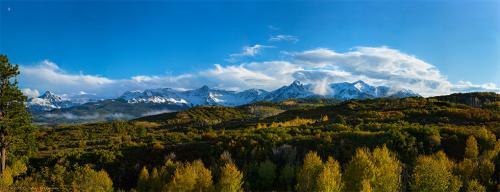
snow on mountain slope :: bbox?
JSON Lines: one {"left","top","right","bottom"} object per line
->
{"left": 29, "top": 80, "right": 420, "bottom": 113}
{"left": 29, "top": 80, "right": 420, "bottom": 123}
{"left": 65, "top": 92, "right": 102, "bottom": 104}
{"left": 121, "top": 88, "right": 188, "bottom": 104}
{"left": 117, "top": 80, "right": 420, "bottom": 106}
{"left": 329, "top": 80, "right": 419, "bottom": 100}
{"left": 262, "top": 80, "right": 316, "bottom": 102}
{"left": 119, "top": 85, "right": 270, "bottom": 106}
{"left": 330, "top": 80, "right": 386, "bottom": 100}
{"left": 27, "top": 91, "right": 76, "bottom": 111}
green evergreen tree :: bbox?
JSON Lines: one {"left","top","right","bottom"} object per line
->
{"left": 279, "top": 163, "right": 295, "bottom": 191}
{"left": 257, "top": 159, "right": 276, "bottom": 189}
{"left": 0, "top": 55, "right": 33, "bottom": 175}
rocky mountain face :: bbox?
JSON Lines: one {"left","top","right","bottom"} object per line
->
{"left": 27, "top": 91, "right": 76, "bottom": 112}
{"left": 119, "top": 86, "right": 270, "bottom": 106}
{"left": 117, "top": 80, "right": 418, "bottom": 106}
{"left": 27, "top": 80, "right": 420, "bottom": 123}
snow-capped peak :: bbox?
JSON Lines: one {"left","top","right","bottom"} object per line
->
{"left": 262, "top": 80, "right": 315, "bottom": 102}
{"left": 29, "top": 80, "right": 420, "bottom": 112}
{"left": 39, "top": 91, "right": 63, "bottom": 101}
{"left": 353, "top": 80, "right": 369, "bottom": 90}
{"left": 27, "top": 91, "right": 76, "bottom": 112}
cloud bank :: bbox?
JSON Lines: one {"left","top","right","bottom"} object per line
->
{"left": 19, "top": 46, "right": 499, "bottom": 99}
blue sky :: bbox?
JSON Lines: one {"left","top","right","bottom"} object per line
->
{"left": 0, "top": 0, "right": 499, "bottom": 97}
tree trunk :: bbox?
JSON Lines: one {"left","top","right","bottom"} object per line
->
{"left": 0, "top": 132, "right": 5, "bottom": 176}
{"left": 1, "top": 147, "right": 5, "bottom": 175}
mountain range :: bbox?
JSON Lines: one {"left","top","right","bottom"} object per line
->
{"left": 28, "top": 80, "right": 420, "bottom": 124}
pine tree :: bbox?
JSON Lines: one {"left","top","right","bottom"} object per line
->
{"left": 217, "top": 163, "right": 243, "bottom": 192}
{"left": 257, "top": 159, "right": 276, "bottom": 189}
{"left": 279, "top": 163, "right": 295, "bottom": 191}
{"left": 0, "top": 55, "right": 33, "bottom": 175}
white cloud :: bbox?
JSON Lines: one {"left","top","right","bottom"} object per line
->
{"left": 19, "top": 61, "right": 117, "bottom": 97}
{"left": 22, "top": 88, "right": 40, "bottom": 98}
{"left": 227, "top": 44, "right": 274, "bottom": 62}
{"left": 232, "top": 44, "right": 273, "bottom": 57}
{"left": 43, "top": 112, "right": 133, "bottom": 120}
{"left": 21, "top": 60, "right": 113, "bottom": 86}
{"left": 452, "top": 81, "right": 500, "bottom": 93}
{"left": 289, "top": 47, "right": 453, "bottom": 96}
{"left": 209, "top": 61, "right": 301, "bottom": 90}
{"left": 142, "top": 109, "right": 175, "bottom": 116}
{"left": 19, "top": 46, "right": 498, "bottom": 99}
{"left": 201, "top": 64, "right": 275, "bottom": 90}
{"left": 269, "top": 35, "right": 299, "bottom": 43}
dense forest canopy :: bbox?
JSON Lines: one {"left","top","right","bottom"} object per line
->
{"left": 19, "top": 92, "right": 500, "bottom": 191}
{"left": 1, "top": 54, "right": 500, "bottom": 191}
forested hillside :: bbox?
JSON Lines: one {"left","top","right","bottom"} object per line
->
{"left": 2, "top": 91, "right": 496, "bottom": 191}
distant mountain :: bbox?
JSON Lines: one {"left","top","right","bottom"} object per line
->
{"left": 27, "top": 91, "right": 77, "bottom": 112}
{"left": 32, "top": 99, "right": 189, "bottom": 124}
{"left": 328, "top": 80, "right": 419, "bottom": 100}
{"left": 66, "top": 92, "right": 103, "bottom": 104}
{"left": 27, "top": 91, "right": 104, "bottom": 112}
{"left": 28, "top": 80, "right": 420, "bottom": 124}
{"left": 119, "top": 86, "right": 270, "bottom": 106}
{"left": 262, "top": 80, "right": 315, "bottom": 102}
{"left": 261, "top": 80, "right": 419, "bottom": 101}
{"left": 119, "top": 80, "right": 418, "bottom": 105}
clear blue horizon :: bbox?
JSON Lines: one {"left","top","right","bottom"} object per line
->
{"left": 0, "top": 0, "right": 499, "bottom": 97}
